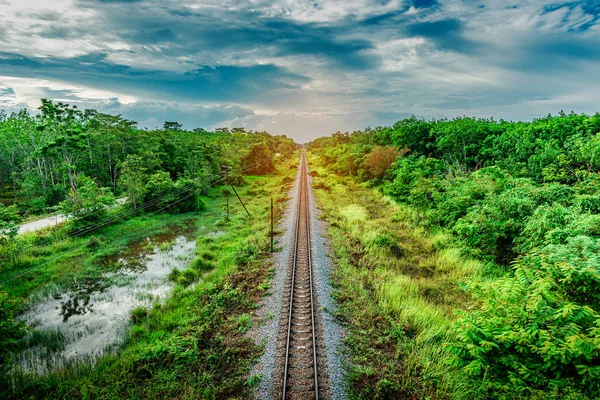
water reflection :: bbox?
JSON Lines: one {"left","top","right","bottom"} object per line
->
{"left": 17, "top": 230, "right": 197, "bottom": 374}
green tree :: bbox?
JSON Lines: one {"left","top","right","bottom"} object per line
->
{"left": 60, "top": 176, "right": 115, "bottom": 227}
{"left": 0, "top": 291, "right": 27, "bottom": 373}
{"left": 119, "top": 154, "right": 147, "bottom": 209}
{"left": 451, "top": 236, "right": 600, "bottom": 397}
{"left": 0, "top": 204, "right": 22, "bottom": 238}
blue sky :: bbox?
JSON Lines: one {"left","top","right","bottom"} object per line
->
{"left": 0, "top": 0, "right": 599, "bottom": 141}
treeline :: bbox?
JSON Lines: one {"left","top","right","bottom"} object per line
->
{"left": 309, "top": 112, "right": 600, "bottom": 398}
{"left": 0, "top": 99, "right": 297, "bottom": 222}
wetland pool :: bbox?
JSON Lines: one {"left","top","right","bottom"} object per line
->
{"left": 16, "top": 231, "right": 196, "bottom": 374}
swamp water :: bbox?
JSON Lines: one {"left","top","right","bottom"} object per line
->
{"left": 17, "top": 230, "right": 196, "bottom": 374}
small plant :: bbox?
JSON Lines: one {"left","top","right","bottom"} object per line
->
{"left": 191, "top": 257, "right": 216, "bottom": 272}
{"left": 167, "top": 267, "right": 180, "bottom": 282}
{"left": 313, "top": 181, "right": 330, "bottom": 191}
{"left": 235, "top": 314, "right": 252, "bottom": 334}
{"left": 199, "top": 250, "right": 216, "bottom": 261}
{"left": 177, "top": 268, "right": 198, "bottom": 285}
{"left": 129, "top": 325, "right": 147, "bottom": 340}
{"left": 158, "top": 241, "right": 174, "bottom": 252}
{"left": 247, "top": 374, "right": 262, "bottom": 387}
{"left": 87, "top": 235, "right": 104, "bottom": 249}
{"left": 130, "top": 306, "right": 148, "bottom": 324}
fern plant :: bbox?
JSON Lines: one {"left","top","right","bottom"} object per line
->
{"left": 450, "top": 236, "right": 600, "bottom": 398}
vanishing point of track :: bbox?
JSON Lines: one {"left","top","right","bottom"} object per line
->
{"left": 278, "top": 151, "right": 325, "bottom": 399}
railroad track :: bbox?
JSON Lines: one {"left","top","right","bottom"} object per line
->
{"left": 276, "top": 151, "right": 327, "bottom": 399}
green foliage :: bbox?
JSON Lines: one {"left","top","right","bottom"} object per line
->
{"left": 0, "top": 291, "right": 27, "bottom": 372}
{"left": 0, "top": 99, "right": 296, "bottom": 222}
{"left": 59, "top": 176, "right": 115, "bottom": 225}
{"left": 130, "top": 306, "right": 148, "bottom": 324}
{"left": 451, "top": 237, "right": 600, "bottom": 398}
{"left": 308, "top": 111, "right": 600, "bottom": 399}
{"left": 119, "top": 154, "right": 148, "bottom": 209}
{"left": 0, "top": 203, "right": 22, "bottom": 238}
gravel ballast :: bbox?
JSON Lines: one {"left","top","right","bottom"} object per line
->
{"left": 249, "top": 154, "right": 346, "bottom": 399}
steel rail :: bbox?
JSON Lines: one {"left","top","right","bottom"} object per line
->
{"left": 282, "top": 150, "right": 319, "bottom": 399}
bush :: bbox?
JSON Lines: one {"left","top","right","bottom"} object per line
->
{"left": 451, "top": 236, "right": 600, "bottom": 397}
{"left": 0, "top": 291, "right": 27, "bottom": 371}
{"left": 363, "top": 146, "right": 406, "bottom": 180}
{"left": 0, "top": 203, "right": 22, "bottom": 238}
{"left": 191, "top": 258, "right": 216, "bottom": 272}
{"left": 167, "top": 267, "right": 181, "bottom": 282}
{"left": 60, "top": 176, "right": 115, "bottom": 227}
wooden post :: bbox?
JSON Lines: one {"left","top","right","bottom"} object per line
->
{"left": 230, "top": 185, "right": 250, "bottom": 217}
{"left": 270, "top": 197, "right": 274, "bottom": 252}
{"left": 225, "top": 166, "right": 229, "bottom": 221}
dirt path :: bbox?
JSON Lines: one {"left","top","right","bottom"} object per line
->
{"left": 17, "top": 198, "right": 127, "bottom": 235}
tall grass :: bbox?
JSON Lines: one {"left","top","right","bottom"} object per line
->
{"left": 308, "top": 152, "right": 488, "bottom": 399}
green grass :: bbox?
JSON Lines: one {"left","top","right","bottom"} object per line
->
{"left": 1, "top": 151, "right": 301, "bottom": 399}
{"left": 308, "top": 152, "right": 494, "bottom": 399}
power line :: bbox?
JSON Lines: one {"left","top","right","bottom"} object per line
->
{"left": 1, "top": 158, "right": 273, "bottom": 286}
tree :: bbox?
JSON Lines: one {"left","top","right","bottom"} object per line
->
{"left": 363, "top": 146, "right": 406, "bottom": 180}
{"left": 0, "top": 291, "right": 27, "bottom": 373}
{"left": 163, "top": 121, "right": 183, "bottom": 131}
{"left": 119, "top": 154, "right": 147, "bottom": 209}
{"left": 38, "top": 99, "right": 88, "bottom": 194}
{"left": 451, "top": 237, "right": 600, "bottom": 397}
{"left": 60, "top": 176, "right": 115, "bottom": 225}
{"left": 0, "top": 204, "right": 21, "bottom": 239}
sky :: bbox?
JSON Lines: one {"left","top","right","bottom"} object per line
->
{"left": 0, "top": 0, "right": 599, "bottom": 141}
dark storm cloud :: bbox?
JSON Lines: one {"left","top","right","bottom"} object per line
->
{"left": 0, "top": 52, "right": 309, "bottom": 104}
{"left": 118, "top": 9, "right": 378, "bottom": 70}
{"left": 406, "top": 18, "right": 479, "bottom": 52}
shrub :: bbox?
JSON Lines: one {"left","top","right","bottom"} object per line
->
{"left": 363, "top": 146, "right": 406, "bottom": 180}
{"left": 451, "top": 236, "right": 600, "bottom": 397}
{"left": 191, "top": 258, "right": 216, "bottom": 272}
{"left": 0, "top": 291, "right": 27, "bottom": 372}
{"left": 199, "top": 250, "right": 216, "bottom": 261}
{"left": 167, "top": 267, "right": 180, "bottom": 282}
{"left": 87, "top": 235, "right": 104, "bottom": 249}
{"left": 60, "top": 176, "right": 115, "bottom": 227}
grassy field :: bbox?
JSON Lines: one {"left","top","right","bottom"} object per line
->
{"left": 307, "top": 152, "right": 501, "bottom": 399}
{"left": 1, "top": 152, "right": 299, "bottom": 399}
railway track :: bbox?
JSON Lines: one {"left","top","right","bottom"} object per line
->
{"left": 276, "top": 151, "right": 327, "bottom": 399}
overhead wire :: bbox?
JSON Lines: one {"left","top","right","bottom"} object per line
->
{"left": 1, "top": 158, "right": 273, "bottom": 286}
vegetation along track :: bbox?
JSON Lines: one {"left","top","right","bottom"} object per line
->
{"left": 275, "top": 151, "right": 329, "bottom": 399}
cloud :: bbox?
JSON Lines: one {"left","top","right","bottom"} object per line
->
{"left": 0, "top": 52, "right": 309, "bottom": 106}
{"left": 406, "top": 18, "right": 479, "bottom": 52}
{"left": 0, "top": 0, "right": 598, "bottom": 141}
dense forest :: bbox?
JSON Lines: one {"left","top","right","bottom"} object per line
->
{"left": 0, "top": 99, "right": 296, "bottom": 215}
{"left": 0, "top": 99, "right": 297, "bottom": 395}
{"left": 308, "top": 112, "right": 600, "bottom": 398}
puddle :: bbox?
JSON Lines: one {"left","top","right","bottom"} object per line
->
{"left": 16, "top": 231, "right": 196, "bottom": 374}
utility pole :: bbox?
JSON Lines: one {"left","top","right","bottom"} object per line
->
{"left": 221, "top": 165, "right": 229, "bottom": 221}
{"left": 270, "top": 197, "right": 274, "bottom": 252}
